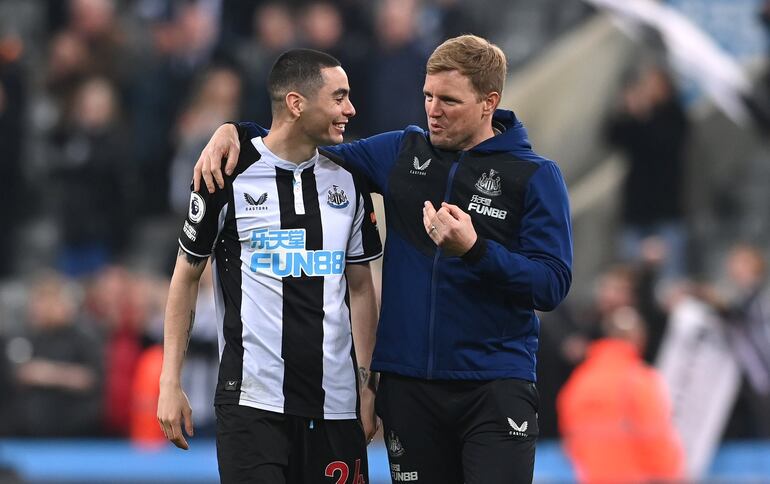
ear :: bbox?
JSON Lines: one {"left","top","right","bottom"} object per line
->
{"left": 285, "top": 91, "right": 305, "bottom": 119}
{"left": 482, "top": 91, "right": 500, "bottom": 117}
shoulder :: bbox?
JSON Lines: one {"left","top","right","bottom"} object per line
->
{"left": 316, "top": 155, "right": 373, "bottom": 197}
{"left": 316, "top": 152, "right": 359, "bottom": 182}
{"left": 510, "top": 153, "right": 565, "bottom": 184}
{"left": 402, "top": 125, "right": 428, "bottom": 144}
{"left": 403, "top": 125, "right": 427, "bottom": 136}
{"left": 506, "top": 147, "right": 558, "bottom": 169}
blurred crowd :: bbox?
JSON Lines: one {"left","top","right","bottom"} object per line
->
{"left": 0, "top": 0, "right": 493, "bottom": 279}
{"left": 540, "top": 17, "right": 770, "bottom": 458}
{"left": 0, "top": 0, "right": 769, "bottom": 480}
{"left": 0, "top": 0, "right": 504, "bottom": 441}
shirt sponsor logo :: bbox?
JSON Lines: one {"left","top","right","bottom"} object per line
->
{"left": 244, "top": 192, "right": 268, "bottom": 211}
{"left": 327, "top": 185, "right": 349, "bottom": 209}
{"left": 410, "top": 156, "right": 431, "bottom": 176}
{"left": 249, "top": 228, "right": 344, "bottom": 277}
{"left": 390, "top": 464, "right": 418, "bottom": 482}
{"left": 188, "top": 192, "right": 206, "bottom": 223}
{"left": 468, "top": 194, "right": 507, "bottom": 220}
{"left": 183, "top": 220, "right": 197, "bottom": 241}
{"left": 475, "top": 168, "right": 502, "bottom": 196}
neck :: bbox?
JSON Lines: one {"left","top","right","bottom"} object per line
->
{"left": 461, "top": 123, "right": 496, "bottom": 151}
{"left": 263, "top": 120, "right": 317, "bottom": 164}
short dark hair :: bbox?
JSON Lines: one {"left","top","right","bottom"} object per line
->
{"left": 267, "top": 48, "right": 341, "bottom": 111}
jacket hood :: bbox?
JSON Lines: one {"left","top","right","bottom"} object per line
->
{"left": 471, "top": 109, "right": 533, "bottom": 154}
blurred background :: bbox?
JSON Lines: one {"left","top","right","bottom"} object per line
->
{"left": 0, "top": 0, "right": 769, "bottom": 482}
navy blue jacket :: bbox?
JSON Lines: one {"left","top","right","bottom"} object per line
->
{"left": 239, "top": 109, "right": 572, "bottom": 381}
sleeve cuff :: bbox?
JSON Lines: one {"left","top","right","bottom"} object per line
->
{"left": 461, "top": 236, "right": 487, "bottom": 265}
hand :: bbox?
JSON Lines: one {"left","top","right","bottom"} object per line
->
{"left": 193, "top": 123, "right": 241, "bottom": 193}
{"left": 16, "top": 359, "right": 95, "bottom": 391}
{"left": 423, "top": 201, "right": 478, "bottom": 257}
{"left": 157, "top": 383, "right": 194, "bottom": 450}
{"left": 360, "top": 386, "right": 378, "bottom": 444}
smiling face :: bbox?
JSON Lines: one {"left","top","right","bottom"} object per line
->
{"left": 423, "top": 70, "right": 497, "bottom": 151}
{"left": 298, "top": 66, "right": 355, "bottom": 145}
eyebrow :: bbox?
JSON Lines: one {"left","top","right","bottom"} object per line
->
{"left": 332, "top": 88, "right": 349, "bottom": 97}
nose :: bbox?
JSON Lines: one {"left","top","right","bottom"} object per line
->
{"left": 426, "top": 98, "right": 441, "bottom": 119}
{"left": 344, "top": 98, "right": 356, "bottom": 118}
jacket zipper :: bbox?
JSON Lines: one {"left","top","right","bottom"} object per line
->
{"left": 426, "top": 151, "right": 465, "bottom": 379}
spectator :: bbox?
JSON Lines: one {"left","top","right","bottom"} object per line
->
{"left": 14, "top": 273, "right": 103, "bottom": 437}
{"left": 558, "top": 306, "right": 685, "bottom": 484}
{"left": 362, "top": 0, "right": 429, "bottom": 135}
{"left": 745, "top": 0, "right": 770, "bottom": 132}
{"left": 130, "top": 343, "right": 165, "bottom": 447}
{"left": 722, "top": 244, "right": 770, "bottom": 438}
{"left": 236, "top": 2, "right": 295, "bottom": 123}
{"left": 43, "top": 32, "right": 90, "bottom": 132}
{"left": 438, "top": 0, "right": 477, "bottom": 40}
{"left": 0, "top": 31, "right": 25, "bottom": 277}
{"left": 605, "top": 64, "right": 690, "bottom": 280}
{"left": 299, "top": 1, "right": 368, "bottom": 138}
{"left": 66, "top": 0, "right": 132, "bottom": 90}
{"left": 578, "top": 265, "right": 639, "bottom": 343}
{"left": 132, "top": 1, "right": 220, "bottom": 214}
{"left": 48, "top": 76, "right": 132, "bottom": 276}
{"left": 299, "top": 2, "right": 345, "bottom": 53}
{"left": 538, "top": 265, "right": 644, "bottom": 437}
{"left": 169, "top": 65, "right": 242, "bottom": 214}
{"left": 218, "top": 0, "right": 262, "bottom": 48}
{"left": 85, "top": 266, "right": 152, "bottom": 436}
{"left": 536, "top": 303, "right": 583, "bottom": 438}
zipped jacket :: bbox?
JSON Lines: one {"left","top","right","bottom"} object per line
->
{"left": 238, "top": 109, "right": 572, "bottom": 381}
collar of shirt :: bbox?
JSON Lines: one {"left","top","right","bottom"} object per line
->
{"left": 251, "top": 136, "right": 319, "bottom": 172}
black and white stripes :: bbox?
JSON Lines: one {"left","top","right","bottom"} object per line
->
{"left": 178, "top": 136, "right": 382, "bottom": 420}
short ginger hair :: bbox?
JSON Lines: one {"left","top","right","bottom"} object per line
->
{"left": 426, "top": 34, "right": 507, "bottom": 100}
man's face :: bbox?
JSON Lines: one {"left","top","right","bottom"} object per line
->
{"left": 300, "top": 66, "right": 355, "bottom": 145}
{"left": 423, "top": 70, "right": 490, "bottom": 151}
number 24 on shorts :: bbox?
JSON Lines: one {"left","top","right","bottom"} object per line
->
{"left": 325, "top": 459, "right": 365, "bottom": 484}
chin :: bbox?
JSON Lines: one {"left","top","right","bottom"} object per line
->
{"left": 313, "top": 134, "right": 341, "bottom": 147}
{"left": 325, "top": 132, "right": 344, "bottom": 145}
{"left": 431, "top": 135, "right": 452, "bottom": 150}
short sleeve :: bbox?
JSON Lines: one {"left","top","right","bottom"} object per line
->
{"left": 178, "top": 187, "right": 228, "bottom": 258}
{"left": 346, "top": 175, "right": 383, "bottom": 264}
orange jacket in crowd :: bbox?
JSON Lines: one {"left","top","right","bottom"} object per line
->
{"left": 130, "top": 344, "right": 166, "bottom": 447}
{"left": 557, "top": 339, "right": 685, "bottom": 483}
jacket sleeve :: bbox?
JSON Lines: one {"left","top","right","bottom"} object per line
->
{"left": 236, "top": 123, "right": 404, "bottom": 194}
{"left": 236, "top": 121, "right": 265, "bottom": 139}
{"left": 322, "top": 130, "right": 405, "bottom": 194}
{"left": 462, "top": 161, "right": 573, "bottom": 311}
